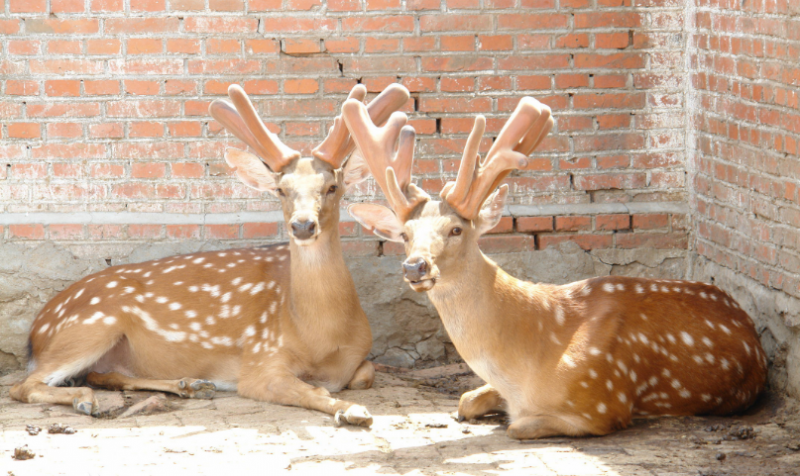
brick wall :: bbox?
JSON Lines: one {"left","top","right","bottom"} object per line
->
{"left": 690, "top": 0, "right": 800, "bottom": 300}
{"left": 0, "top": 0, "right": 688, "bottom": 254}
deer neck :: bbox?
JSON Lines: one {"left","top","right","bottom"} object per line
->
{"left": 426, "top": 246, "right": 547, "bottom": 353}
{"left": 287, "top": 225, "right": 362, "bottom": 332}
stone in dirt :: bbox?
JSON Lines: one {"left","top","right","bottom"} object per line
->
{"left": 48, "top": 423, "right": 76, "bottom": 434}
{"left": 13, "top": 446, "right": 35, "bottom": 460}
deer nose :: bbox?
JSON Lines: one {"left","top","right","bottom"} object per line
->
{"left": 291, "top": 220, "right": 317, "bottom": 240}
{"left": 403, "top": 257, "right": 428, "bottom": 282}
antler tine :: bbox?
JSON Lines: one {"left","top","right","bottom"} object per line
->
{"left": 441, "top": 115, "right": 485, "bottom": 211}
{"left": 342, "top": 99, "right": 430, "bottom": 220}
{"left": 209, "top": 98, "right": 276, "bottom": 162}
{"left": 313, "top": 83, "right": 410, "bottom": 169}
{"left": 443, "top": 97, "right": 552, "bottom": 220}
{"left": 226, "top": 84, "right": 300, "bottom": 172}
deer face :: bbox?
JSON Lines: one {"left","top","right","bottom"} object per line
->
{"left": 349, "top": 185, "right": 508, "bottom": 292}
{"left": 227, "top": 150, "right": 369, "bottom": 246}
{"left": 271, "top": 158, "right": 343, "bottom": 244}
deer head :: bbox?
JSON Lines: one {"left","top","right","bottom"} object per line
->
{"left": 344, "top": 97, "right": 553, "bottom": 291}
{"left": 210, "top": 83, "right": 409, "bottom": 245}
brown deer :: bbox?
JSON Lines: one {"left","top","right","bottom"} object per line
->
{"left": 10, "top": 83, "right": 411, "bottom": 427}
{"left": 342, "top": 96, "right": 768, "bottom": 438}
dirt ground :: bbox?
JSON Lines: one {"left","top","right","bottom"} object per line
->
{"left": 1, "top": 365, "right": 799, "bottom": 476}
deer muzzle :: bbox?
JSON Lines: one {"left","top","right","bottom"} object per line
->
{"left": 289, "top": 217, "right": 319, "bottom": 243}
{"left": 402, "top": 256, "right": 438, "bottom": 292}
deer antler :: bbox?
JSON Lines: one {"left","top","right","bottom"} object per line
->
{"left": 209, "top": 84, "right": 301, "bottom": 173}
{"left": 313, "top": 83, "right": 410, "bottom": 169}
{"left": 210, "top": 84, "right": 410, "bottom": 173}
{"left": 342, "top": 98, "right": 430, "bottom": 221}
{"left": 441, "top": 97, "right": 553, "bottom": 220}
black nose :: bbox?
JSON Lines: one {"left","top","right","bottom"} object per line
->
{"left": 403, "top": 257, "right": 428, "bottom": 281}
{"left": 291, "top": 220, "right": 316, "bottom": 240}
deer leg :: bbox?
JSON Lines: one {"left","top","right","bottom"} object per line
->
{"left": 346, "top": 360, "right": 375, "bottom": 390}
{"left": 458, "top": 384, "right": 506, "bottom": 421}
{"left": 506, "top": 415, "right": 591, "bottom": 440}
{"left": 11, "top": 377, "right": 99, "bottom": 416}
{"left": 239, "top": 370, "right": 373, "bottom": 427}
{"left": 85, "top": 372, "right": 216, "bottom": 399}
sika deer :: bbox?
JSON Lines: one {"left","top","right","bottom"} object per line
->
{"left": 11, "top": 83, "right": 411, "bottom": 427}
{"left": 342, "top": 97, "right": 768, "bottom": 438}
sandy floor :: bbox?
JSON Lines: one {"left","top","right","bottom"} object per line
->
{"left": 1, "top": 365, "right": 799, "bottom": 476}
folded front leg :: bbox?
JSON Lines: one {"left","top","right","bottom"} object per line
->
{"left": 238, "top": 364, "right": 372, "bottom": 427}
{"left": 458, "top": 383, "right": 506, "bottom": 421}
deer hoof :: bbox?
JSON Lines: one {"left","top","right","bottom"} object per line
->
{"left": 72, "top": 398, "right": 96, "bottom": 416}
{"left": 336, "top": 405, "right": 373, "bottom": 427}
{"left": 177, "top": 379, "right": 216, "bottom": 399}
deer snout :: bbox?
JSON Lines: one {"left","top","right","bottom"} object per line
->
{"left": 402, "top": 257, "right": 429, "bottom": 282}
{"left": 290, "top": 219, "right": 317, "bottom": 241}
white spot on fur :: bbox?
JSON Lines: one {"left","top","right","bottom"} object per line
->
{"left": 680, "top": 332, "right": 694, "bottom": 346}
{"left": 90, "top": 297, "right": 101, "bottom": 305}
{"left": 597, "top": 403, "right": 607, "bottom": 414}
{"left": 106, "top": 281, "right": 118, "bottom": 288}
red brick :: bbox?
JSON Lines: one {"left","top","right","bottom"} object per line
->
{"left": 87, "top": 39, "right": 122, "bottom": 55}
{"left": 596, "top": 32, "right": 630, "bottom": 49}
{"left": 166, "top": 225, "right": 201, "bottom": 240}
{"left": 517, "top": 216, "right": 554, "bottom": 232}
{"left": 8, "top": 123, "right": 41, "bottom": 139}
{"left": 91, "top": 0, "right": 123, "bottom": 11}
{"left": 10, "top": 0, "right": 46, "bottom": 12}
{"left": 365, "top": 38, "right": 400, "bottom": 53}
{"left": 130, "top": 122, "right": 165, "bottom": 138}
{"left": 128, "top": 225, "right": 163, "bottom": 239}
{"left": 10, "top": 225, "right": 45, "bottom": 240}
{"left": 6, "top": 80, "right": 39, "bottom": 96}
{"left": 124, "top": 80, "right": 160, "bottom": 96}
{"left": 556, "top": 216, "right": 592, "bottom": 231}
{"left": 49, "top": 224, "right": 84, "bottom": 240}
{"left": 243, "top": 222, "right": 279, "bottom": 238}
{"left": 441, "top": 35, "right": 474, "bottom": 51}
{"left": 596, "top": 214, "right": 631, "bottom": 231}
{"left": 90, "top": 124, "right": 124, "bottom": 139}
{"left": 632, "top": 213, "right": 669, "bottom": 229}
{"left": 127, "top": 38, "right": 162, "bottom": 55}
{"left": 325, "top": 37, "right": 360, "bottom": 53}
{"left": 47, "top": 123, "right": 82, "bottom": 138}
{"left": 168, "top": 121, "right": 202, "bottom": 137}
{"left": 486, "top": 217, "right": 514, "bottom": 234}
{"left": 85, "top": 80, "right": 120, "bottom": 95}
{"left": 479, "top": 35, "right": 513, "bottom": 51}
{"left": 205, "top": 224, "right": 240, "bottom": 240}
{"left": 8, "top": 40, "right": 41, "bottom": 56}
{"left": 131, "top": 0, "right": 165, "bottom": 10}
{"left": 52, "top": 0, "right": 85, "bottom": 12}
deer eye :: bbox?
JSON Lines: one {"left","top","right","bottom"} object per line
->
{"left": 276, "top": 188, "right": 286, "bottom": 197}
{"left": 400, "top": 233, "right": 409, "bottom": 243}
{"left": 449, "top": 227, "right": 463, "bottom": 237}
{"left": 326, "top": 185, "right": 337, "bottom": 195}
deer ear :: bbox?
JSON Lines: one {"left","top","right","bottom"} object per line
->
{"left": 341, "top": 152, "right": 371, "bottom": 188}
{"left": 348, "top": 204, "right": 405, "bottom": 242}
{"left": 475, "top": 184, "right": 509, "bottom": 236}
{"left": 225, "top": 148, "right": 279, "bottom": 195}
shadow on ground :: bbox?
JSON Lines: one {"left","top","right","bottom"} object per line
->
{"left": 1, "top": 367, "right": 799, "bottom": 476}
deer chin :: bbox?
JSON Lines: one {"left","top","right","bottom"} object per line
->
{"left": 406, "top": 277, "right": 437, "bottom": 292}
{"left": 290, "top": 235, "right": 318, "bottom": 246}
